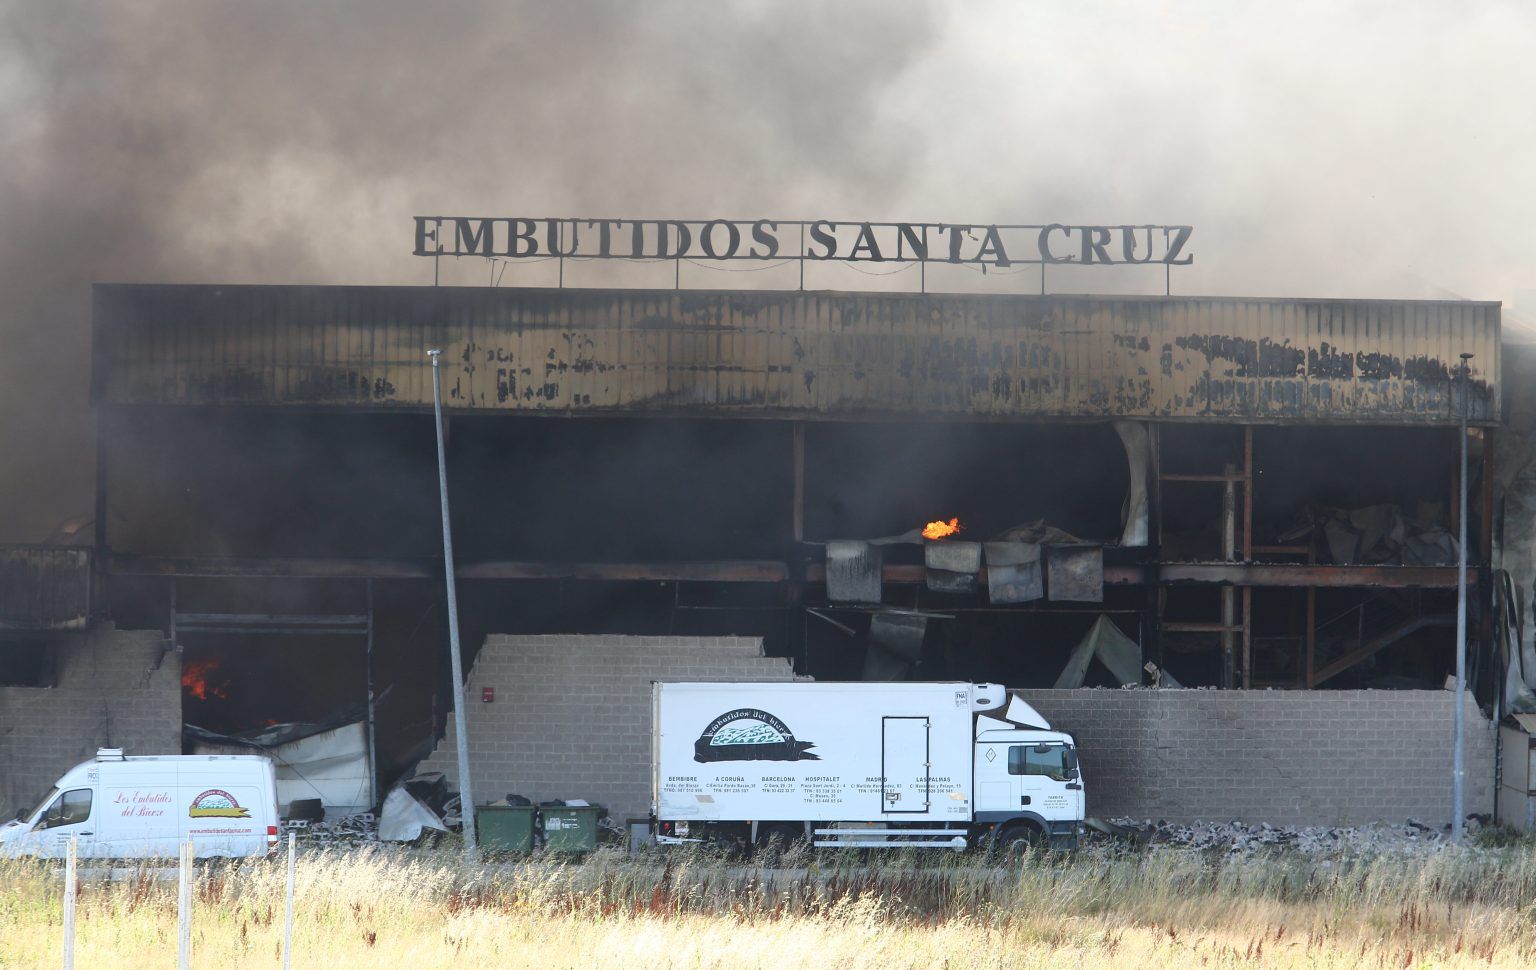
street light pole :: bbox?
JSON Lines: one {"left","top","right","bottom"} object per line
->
{"left": 1453, "top": 351, "right": 1473, "bottom": 842}
{"left": 429, "top": 348, "right": 478, "bottom": 862}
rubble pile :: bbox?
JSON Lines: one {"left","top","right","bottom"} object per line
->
{"left": 1101, "top": 817, "right": 1487, "bottom": 855}
{"left": 280, "top": 812, "right": 380, "bottom": 847}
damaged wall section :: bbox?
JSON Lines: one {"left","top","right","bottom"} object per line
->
{"left": 0, "top": 625, "right": 181, "bottom": 818}
{"left": 1017, "top": 688, "right": 1494, "bottom": 825}
{"left": 416, "top": 635, "right": 801, "bottom": 824}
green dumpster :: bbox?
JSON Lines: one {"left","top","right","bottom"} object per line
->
{"left": 540, "top": 806, "right": 604, "bottom": 853}
{"left": 477, "top": 806, "right": 536, "bottom": 853}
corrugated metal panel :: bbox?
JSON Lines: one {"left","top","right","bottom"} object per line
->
{"left": 0, "top": 545, "right": 91, "bottom": 631}
{"left": 93, "top": 286, "right": 1500, "bottom": 424}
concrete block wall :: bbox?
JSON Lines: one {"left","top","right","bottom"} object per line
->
{"left": 1016, "top": 688, "right": 1497, "bottom": 825}
{"left": 417, "top": 635, "right": 800, "bottom": 824}
{"left": 0, "top": 624, "right": 181, "bottom": 819}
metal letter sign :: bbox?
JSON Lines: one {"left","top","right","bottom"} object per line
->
{"left": 413, "top": 217, "right": 1194, "bottom": 268}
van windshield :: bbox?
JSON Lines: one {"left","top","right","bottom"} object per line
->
{"left": 18, "top": 787, "right": 57, "bottom": 823}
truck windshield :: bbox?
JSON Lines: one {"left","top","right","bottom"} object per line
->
{"left": 1008, "top": 744, "right": 1072, "bottom": 781}
{"left": 18, "top": 787, "right": 57, "bottom": 823}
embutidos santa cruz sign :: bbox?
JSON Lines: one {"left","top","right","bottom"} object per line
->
{"left": 413, "top": 217, "right": 1193, "bottom": 267}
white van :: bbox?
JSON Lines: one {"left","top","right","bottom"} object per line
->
{"left": 0, "top": 749, "right": 280, "bottom": 860}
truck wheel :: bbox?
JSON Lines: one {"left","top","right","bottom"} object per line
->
{"left": 993, "top": 822, "right": 1044, "bottom": 857}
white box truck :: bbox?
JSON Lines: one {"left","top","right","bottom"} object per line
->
{"left": 0, "top": 749, "right": 280, "bottom": 860}
{"left": 652, "top": 682, "right": 1084, "bottom": 852}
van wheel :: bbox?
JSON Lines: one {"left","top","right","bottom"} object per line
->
{"left": 992, "top": 822, "right": 1045, "bottom": 858}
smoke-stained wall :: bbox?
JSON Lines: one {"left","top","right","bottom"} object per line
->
{"left": 0, "top": 625, "right": 181, "bottom": 819}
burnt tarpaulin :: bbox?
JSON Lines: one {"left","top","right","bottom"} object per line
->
{"left": 189, "top": 719, "right": 374, "bottom": 816}
{"left": 826, "top": 540, "right": 882, "bottom": 603}
{"left": 1047, "top": 545, "right": 1103, "bottom": 602}
{"left": 1495, "top": 570, "right": 1536, "bottom": 715}
{"left": 377, "top": 783, "right": 449, "bottom": 842}
{"left": 1053, "top": 615, "right": 1142, "bottom": 688}
{"left": 925, "top": 540, "right": 982, "bottom": 594}
{"left": 863, "top": 611, "right": 928, "bottom": 680}
{"left": 1115, "top": 421, "right": 1151, "bottom": 547}
{"left": 1288, "top": 504, "right": 1459, "bottom": 566}
{"left": 984, "top": 541, "right": 1043, "bottom": 604}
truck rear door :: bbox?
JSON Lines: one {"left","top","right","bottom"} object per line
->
{"left": 880, "top": 716, "right": 930, "bottom": 814}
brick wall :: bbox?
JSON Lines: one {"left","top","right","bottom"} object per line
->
{"left": 1015, "top": 688, "right": 1497, "bottom": 825}
{"left": 417, "top": 635, "right": 800, "bottom": 823}
{"left": 416, "top": 651, "right": 1495, "bottom": 829}
{"left": 0, "top": 624, "right": 181, "bottom": 818}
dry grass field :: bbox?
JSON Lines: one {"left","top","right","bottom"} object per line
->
{"left": 4, "top": 842, "right": 1536, "bottom": 968}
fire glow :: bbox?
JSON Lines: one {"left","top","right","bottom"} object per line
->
{"left": 922, "top": 517, "right": 963, "bottom": 540}
{"left": 182, "top": 659, "right": 231, "bottom": 701}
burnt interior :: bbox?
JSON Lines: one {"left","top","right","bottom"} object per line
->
{"left": 90, "top": 404, "right": 1483, "bottom": 786}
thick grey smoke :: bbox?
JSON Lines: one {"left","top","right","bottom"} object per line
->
{"left": 0, "top": 0, "right": 941, "bottom": 540}
{"left": 1, "top": 1, "right": 1532, "bottom": 540}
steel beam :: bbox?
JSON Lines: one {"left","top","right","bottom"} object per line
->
{"left": 1310, "top": 614, "right": 1457, "bottom": 686}
{"left": 109, "top": 554, "right": 432, "bottom": 579}
{"left": 1152, "top": 563, "right": 1468, "bottom": 588}
{"left": 109, "top": 555, "right": 791, "bottom": 583}
{"left": 111, "top": 554, "right": 1470, "bottom": 590}
{"left": 456, "top": 561, "right": 791, "bottom": 582}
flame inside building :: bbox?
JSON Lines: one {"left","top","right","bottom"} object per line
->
{"left": 922, "top": 518, "right": 963, "bottom": 540}
{"left": 180, "top": 659, "right": 230, "bottom": 702}
{"left": 5, "top": 282, "right": 1531, "bottom": 816}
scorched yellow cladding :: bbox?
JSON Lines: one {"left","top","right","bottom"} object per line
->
{"left": 93, "top": 286, "right": 1499, "bottom": 424}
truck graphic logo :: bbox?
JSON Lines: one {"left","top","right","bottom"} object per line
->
{"left": 694, "top": 708, "right": 819, "bottom": 763}
{"left": 188, "top": 789, "right": 250, "bottom": 819}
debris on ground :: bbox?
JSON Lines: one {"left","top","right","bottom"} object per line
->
{"left": 280, "top": 812, "right": 380, "bottom": 847}
{"left": 1094, "top": 816, "right": 1490, "bottom": 855}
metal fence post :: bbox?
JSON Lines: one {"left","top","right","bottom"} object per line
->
{"left": 62, "top": 835, "right": 77, "bottom": 970}
{"left": 283, "top": 831, "right": 296, "bottom": 970}
{"left": 177, "top": 839, "right": 192, "bottom": 970}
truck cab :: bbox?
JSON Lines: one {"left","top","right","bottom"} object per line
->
{"left": 973, "top": 726, "right": 1083, "bottom": 851}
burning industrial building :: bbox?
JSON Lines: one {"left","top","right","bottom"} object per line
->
{"left": 2, "top": 273, "right": 1530, "bottom": 834}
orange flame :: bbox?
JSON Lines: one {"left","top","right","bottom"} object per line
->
{"left": 182, "top": 659, "right": 230, "bottom": 701}
{"left": 922, "top": 517, "right": 963, "bottom": 540}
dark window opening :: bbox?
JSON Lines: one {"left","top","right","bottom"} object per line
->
{"left": 0, "top": 640, "right": 57, "bottom": 687}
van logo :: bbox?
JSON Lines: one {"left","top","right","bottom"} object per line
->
{"left": 694, "top": 708, "right": 819, "bottom": 763}
{"left": 189, "top": 789, "right": 250, "bottom": 819}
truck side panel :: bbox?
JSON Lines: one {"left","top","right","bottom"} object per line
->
{"left": 656, "top": 682, "right": 975, "bottom": 824}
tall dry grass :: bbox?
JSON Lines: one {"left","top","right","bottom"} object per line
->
{"left": 4, "top": 842, "right": 1536, "bottom": 968}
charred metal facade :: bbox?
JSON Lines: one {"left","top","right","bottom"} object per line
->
{"left": 95, "top": 286, "right": 1498, "bottom": 422}
{"left": 0, "top": 546, "right": 91, "bottom": 633}
{"left": 73, "top": 284, "right": 1503, "bottom": 778}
